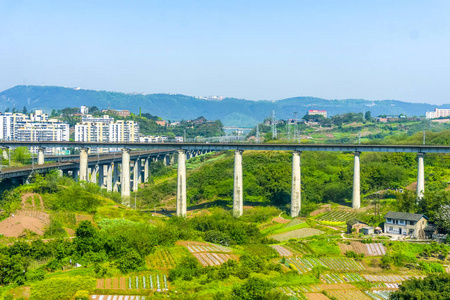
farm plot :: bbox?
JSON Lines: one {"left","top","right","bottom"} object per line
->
{"left": 365, "top": 290, "right": 393, "bottom": 300}
{"left": 177, "top": 241, "right": 232, "bottom": 253}
{"left": 285, "top": 257, "right": 365, "bottom": 274}
{"left": 316, "top": 211, "right": 357, "bottom": 223}
{"left": 270, "top": 245, "right": 293, "bottom": 257}
{"left": 325, "top": 289, "right": 372, "bottom": 300}
{"left": 96, "top": 274, "right": 168, "bottom": 291}
{"left": 320, "top": 273, "right": 365, "bottom": 284}
{"left": 271, "top": 228, "right": 324, "bottom": 241}
{"left": 362, "top": 275, "right": 420, "bottom": 283}
{"left": 304, "top": 293, "right": 331, "bottom": 300}
{"left": 339, "top": 242, "right": 386, "bottom": 256}
{"left": 193, "top": 252, "right": 233, "bottom": 267}
{"left": 91, "top": 296, "right": 148, "bottom": 300}
{"left": 147, "top": 249, "right": 176, "bottom": 269}
{"left": 286, "top": 242, "right": 313, "bottom": 255}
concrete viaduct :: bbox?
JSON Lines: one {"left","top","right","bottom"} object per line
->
{"left": 1, "top": 141, "right": 447, "bottom": 217}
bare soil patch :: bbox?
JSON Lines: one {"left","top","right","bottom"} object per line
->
{"left": 0, "top": 210, "right": 50, "bottom": 237}
{"left": 305, "top": 293, "right": 330, "bottom": 300}
{"left": 75, "top": 214, "right": 94, "bottom": 224}
{"left": 318, "top": 284, "right": 357, "bottom": 290}
{"left": 272, "top": 217, "right": 290, "bottom": 224}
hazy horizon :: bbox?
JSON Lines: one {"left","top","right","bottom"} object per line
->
{"left": 1, "top": 1, "right": 449, "bottom": 104}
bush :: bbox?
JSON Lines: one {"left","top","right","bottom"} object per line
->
{"left": 74, "top": 290, "right": 90, "bottom": 300}
{"left": 115, "top": 249, "right": 144, "bottom": 273}
{"left": 30, "top": 276, "right": 96, "bottom": 300}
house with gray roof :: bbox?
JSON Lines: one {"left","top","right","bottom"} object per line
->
{"left": 384, "top": 211, "right": 428, "bottom": 239}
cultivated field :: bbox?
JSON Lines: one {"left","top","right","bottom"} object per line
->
{"left": 96, "top": 274, "right": 168, "bottom": 291}
{"left": 316, "top": 211, "right": 357, "bottom": 223}
{"left": 270, "top": 245, "right": 293, "bottom": 257}
{"left": 338, "top": 242, "right": 386, "bottom": 256}
{"left": 285, "top": 257, "right": 366, "bottom": 273}
{"left": 271, "top": 228, "right": 324, "bottom": 241}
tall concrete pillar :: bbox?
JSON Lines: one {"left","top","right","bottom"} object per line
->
{"left": 176, "top": 150, "right": 187, "bottom": 217}
{"left": 106, "top": 164, "right": 113, "bottom": 192}
{"left": 2, "top": 148, "right": 8, "bottom": 160}
{"left": 352, "top": 151, "right": 361, "bottom": 209}
{"left": 233, "top": 150, "right": 244, "bottom": 217}
{"left": 90, "top": 166, "right": 98, "bottom": 184}
{"left": 133, "top": 159, "right": 140, "bottom": 192}
{"left": 417, "top": 153, "right": 425, "bottom": 200}
{"left": 38, "top": 147, "right": 45, "bottom": 165}
{"left": 113, "top": 163, "right": 119, "bottom": 192}
{"left": 170, "top": 154, "right": 175, "bottom": 166}
{"left": 72, "top": 169, "right": 79, "bottom": 181}
{"left": 144, "top": 158, "right": 150, "bottom": 182}
{"left": 291, "top": 151, "right": 301, "bottom": 217}
{"left": 121, "top": 148, "right": 131, "bottom": 204}
{"left": 98, "top": 164, "right": 105, "bottom": 188}
{"left": 79, "top": 148, "right": 89, "bottom": 182}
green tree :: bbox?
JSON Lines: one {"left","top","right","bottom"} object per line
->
{"left": 390, "top": 274, "right": 450, "bottom": 299}
{"left": 232, "top": 277, "right": 276, "bottom": 300}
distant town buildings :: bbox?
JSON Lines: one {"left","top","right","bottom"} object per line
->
{"left": 307, "top": 110, "right": 327, "bottom": 118}
{"left": 426, "top": 108, "right": 450, "bottom": 119}
{"left": 139, "top": 135, "right": 183, "bottom": 143}
{"left": 101, "top": 109, "right": 131, "bottom": 117}
{"left": 74, "top": 115, "right": 139, "bottom": 145}
{"left": 0, "top": 110, "right": 69, "bottom": 154}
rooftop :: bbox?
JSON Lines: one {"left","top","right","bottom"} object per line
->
{"left": 384, "top": 211, "right": 426, "bottom": 222}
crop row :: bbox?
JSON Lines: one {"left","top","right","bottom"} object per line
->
{"left": 270, "top": 245, "right": 293, "bottom": 257}
{"left": 286, "top": 257, "right": 365, "bottom": 274}
{"left": 187, "top": 244, "right": 231, "bottom": 253}
{"left": 325, "top": 289, "right": 372, "bottom": 300}
{"left": 91, "top": 296, "right": 149, "bottom": 300}
{"left": 320, "top": 273, "right": 365, "bottom": 284}
{"left": 317, "top": 211, "right": 357, "bottom": 222}
{"left": 96, "top": 274, "right": 168, "bottom": 291}
{"left": 193, "top": 253, "right": 232, "bottom": 266}
{"left": 286, "top": 242, "right": 312, "bottom": 254}
{"left": 362, "top": 274, "right": 417, "bottom": 283}
{"left": 365, "top": 290, "right": 393, "bottom": 300}
{"left": 276, "top": 287, "right": 307, "bottom": 300}
{"left": 147, "top": 249, "right": 175, "bottom": 269}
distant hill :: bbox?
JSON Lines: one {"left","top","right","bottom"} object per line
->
{"left": 0, "top": 85, "right": 448, "bottom": 127}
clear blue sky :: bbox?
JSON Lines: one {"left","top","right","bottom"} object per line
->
{"left": 1, "top": 0, "right": 449, "bottom": 104}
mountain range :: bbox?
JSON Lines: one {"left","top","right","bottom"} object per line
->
{"left": 0, "top": 85, "right": 448, "bottom": 127}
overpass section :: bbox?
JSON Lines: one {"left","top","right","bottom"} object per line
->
{"left": 0, "top": 142, "right": 444, "bottom": 217}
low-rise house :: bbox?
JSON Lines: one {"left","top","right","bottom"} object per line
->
{"left": 384, "top": 211, "right": 428, "bottom": 239}
{"left": 346, "top": 219, "right": 368, "bottom": 234}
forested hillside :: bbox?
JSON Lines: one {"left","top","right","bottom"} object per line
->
{"left": 1, "top": 85, "right": 449, "bottom": 127}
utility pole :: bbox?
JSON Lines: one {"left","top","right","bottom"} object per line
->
{"left": 423, "top": 130, "right": 425, "bottom": 145}
{"left": 256, "top": 124, "right": 260, "bottom": 143}
{"left": 359, "top": 132, "right": 361, "bottom": 144}
{"left": 271, "top": 110, "right": 277, "bottom": 139}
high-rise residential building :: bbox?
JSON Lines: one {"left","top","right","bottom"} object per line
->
{"left": 426, "top": 108, "right": 450, "bottom": 119}
{"left": 80, "top": 105, "right": 89, "bottom": 115}
{"left": 75, "top": 115, "right": 139, "bottom": 152}
{"left": 0, "top": 110, "right": 69, "bottom": 154}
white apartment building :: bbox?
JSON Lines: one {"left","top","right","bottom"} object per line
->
{"left": 0, "top": 111, "right": 69, "bottom": 154}
{"left": 75, "top": 115, "right": 139, "bottom": 152}
{"left": 426, "top": 108, "right": 450, "bottom": 119}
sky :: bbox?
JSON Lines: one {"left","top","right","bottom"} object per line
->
{"left": 0, "top": 0, "right": 449, "bottom": 104}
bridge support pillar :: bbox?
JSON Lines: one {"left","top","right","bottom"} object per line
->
{"left": 113, "top": 163, "right": 119, "bottom": 192}
{"left": 79, "top": 148, "right": 89, "bottom": 182}
{"left": 90, "top": 166, "right": 98, "bottom": 184}
{"left": 291, "top": 151, "right": 301, "bottom": 217}
{"left": 133, "top": 159, "right": 140, "bottom": 192}
{"left": 170, "top": 154, "right": 175, "bottom": 166}
{"left": 417, "top": 153, "right": 425, "bottom": 200}
{"left": 176, "top": 150, "right": 187, "bottom": 217}
{"left": 98, "top": 165, "right": 105, "bottom": 188}
{"left": 233, "top": 150, "right": 243, "bottom": 217}
{"left": 106, "top": 163, "right": 113, "bottom": 192}
{"left": 121, "top": 148, "right": 131, "bottom": 205}
{"left": 352, "top": 151, "right": 361, "bottom": 209}
{"left": 2, "top": 147, "right": 8, "bottom": 161}
{"left": 144, "top": 158, "right": 149, "bottom": 182}
{"left": 38, "top": 147, "right": 45, "bottom": 165}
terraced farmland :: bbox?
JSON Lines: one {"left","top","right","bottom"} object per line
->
{"left": 271, "top": 228, "right": 324, "bottom": 241}
{"left": 285, "top": 257, "right": 365, "bottom": 274}
{"left": 91, "top": 296, "right": 149, "bottom": 300}
{"left": 317, "top": 211, "right": 357, "bottom": 223}
{"left": 339, "top": 242, "right": 386, "bottom": 256}
{"left": 270, "top": 245, "right": 293, "bottom": 257}
{"left": 320, "top": 273, "right": 365, "bottom": 284}
{"left": 325, "top": 289, "right": 372, "bottom": 300}
{"left": 362, "top": 274, "right": 421, "bottom": 283}
{"left": 96, "top": 274, "right": 168, "bottom": 291}
{"left": 147, "top": 249, "right": 176, "bottom": 269}
{"left": 193, "top": 252, "right": 234, "bottom": 266}
{"left": 286, "top": 242, "right": 313, "bottom": 255}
